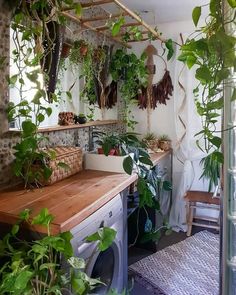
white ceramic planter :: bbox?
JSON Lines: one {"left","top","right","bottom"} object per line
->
{"left": 84, "top": 152, "right": 130, "bottom": 173}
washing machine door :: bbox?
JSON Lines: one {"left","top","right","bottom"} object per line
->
{"left": 78, "top": 239, "right": 122, "bottom": 294}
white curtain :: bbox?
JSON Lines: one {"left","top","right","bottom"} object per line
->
{"left": 169, "top": 35, "right": 205, "bottom": 231}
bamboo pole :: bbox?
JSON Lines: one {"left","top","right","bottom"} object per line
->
{"left": 62, "top": 11, "right": 131, "bottom": 48}
{"left": 81, "top": 12, "right": 128, "bottom": 23}
{"left": 112, "top": 0, "right": 166, "bottom": 42}
{"left": 62, "top": 0, "right": 114, "bottom": 10}
{"left": 117, "top": 30, "right": 149, "bottom": 37}
{"left": 96, "top": 21, "right": 140, "bottom": 31}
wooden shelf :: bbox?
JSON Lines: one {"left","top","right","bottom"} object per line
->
{"left": 9, "top": 120, "right": 120, "bottom": 134}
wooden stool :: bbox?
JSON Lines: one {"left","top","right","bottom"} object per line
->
{"left": 185, "top": 191, "right": 220, "bottom": 236}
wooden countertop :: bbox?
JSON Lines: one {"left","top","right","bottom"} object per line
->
{"left": 0, "top": 151, "right": 170, "bottom": 235}
{"left": 0, "top": 171, "right": 136, "bottom": 234}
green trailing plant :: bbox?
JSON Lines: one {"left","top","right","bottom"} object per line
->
{"left": 110, "top": 49, "right": 148, "bottom": 129}
{"left": 5, "top": 0, "right": 83, "bottom": 187}
{"left": 0, "top": 208, "right": 116, "bottom": 295}
{"left": 178, "top": 0, "right": 236, "bottom": 186}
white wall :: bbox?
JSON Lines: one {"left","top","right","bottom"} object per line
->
{"left": 130, "top": 19, "right": 218, "bottom": 225}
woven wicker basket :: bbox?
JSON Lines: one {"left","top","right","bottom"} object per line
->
{"left": 35, "top": 146, "right": 83, "bottom": 185}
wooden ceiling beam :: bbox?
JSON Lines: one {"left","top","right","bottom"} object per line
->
{"left": 117, "top": 30, "right": 149, "bottom": 37}
{"left": 81, "top": 12, "right": 129, "bottom": 23}
{"left": 62, "top": 0, "right": 113, "bottom": 11}
{"left": 111, "top": 0, "right": 165, "bottom": 42}
{"left": 96, "top": 21, "right": 141, "bottom": 31}
{"left": 62, "top": 11, "right": 131, "bottom": 49}
{"left": 127, "top": 38, "right": 150, "bottom": 43}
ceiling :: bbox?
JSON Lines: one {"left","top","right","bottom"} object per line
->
{"left": 106, "top": 0, "right": 208, "bottom": 23}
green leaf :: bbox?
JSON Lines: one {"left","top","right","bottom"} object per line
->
{"left": 31, "top": 208, "right": 54, "bottom": 226}
{"left": 39, "top": 263, "right": 58, "bottom": 271}
{"left": 112, "top": 22, "right": 122, "bottom": 36}
{"left": 140, "top": 230, "right": 161, "bottom": 244}
{"left": 163, "top": 180, "right": 172, "bottom": 191}
{"left": 227, "top": 0, "right": 236, "bottom": 7}
{"left": 86, "top": 227, "right": 117, "bottom": 252}
{"left": 37, "top": 113, "right": 45, "bottom": 123}
{"left": 74, "top": 3, "right": 83, "bottom": 17}
{"left": 209, "top": 136, "right": 222, "bottom": 149}
{"left": 165, "top": 39, "right": 174, "bottom": 60}
{"left": 212, "top": 151, "right": 224, "bottom": 164}
{"left": 192, "top": 6, "right": 201, "bottom": 27}
{"left": 8, "top": 74, "right": 18, "bottom": 86}
{"left": 11, "top": 224, "right": 19, "bottom": 236}
{"left": 186, "top": 55, "right": 197, "bottom": 69}
{"left": 123, "top": 155, "right": 133, "bottom": 175}
{"left": 46, "top": 107, "right": 52, "bottom": 117}
{"left": 139, "top": 156, "right": 153, "bottom": 166}
{"left": 21, "top": 121, "right": 37, "bottom": 136}
{"left": 195, "top": 66, "right": 212, "bottom": 84}
{"left": 19, "top": 209, "right": 31, "bottom": 221}
{"left": 68, "top": 257, "right": 85, "bottom": 269}
{"left": 14, "top": 270, "right": 32, "bottom": 290}
{"left": 66, "top": 91, "right": 72, "bottom": 101}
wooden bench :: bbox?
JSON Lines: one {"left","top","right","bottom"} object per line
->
{"left": 185, "top": 190, "right": 220, "bottom": 236}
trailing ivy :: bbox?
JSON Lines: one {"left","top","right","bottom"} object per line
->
{"left": 110, "top": 49, "right": 148, "bottom": 129}
{"left": 0, "top": 208, "right": 116, "bottom": 295}
{"left": 6, "top": 0, "right": 82, "bottom": 187}
{"left": 178, "top": 0, "right": 236, "bottom": 187}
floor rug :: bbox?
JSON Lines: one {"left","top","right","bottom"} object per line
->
{"left": 129, "top": 231, "right": 219, "bottom": 295}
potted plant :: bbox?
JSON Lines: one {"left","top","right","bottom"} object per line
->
{"left": 96, "top": 133, "right": 120, "bottom": 156}
{"left": 61, "top": 40, "right": 73, "bottom": 58}
{"left": 158, "top": 134, "right": 171, "bottom": 151}
{"left": 143, "top": 132, "right": 159, "bottom": 152}
{"left": 74, "top": 113, "right": 87, "bottom": 124}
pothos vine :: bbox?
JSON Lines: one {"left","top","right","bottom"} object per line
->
{"left": 178, "top": 0, "right": 236, "bottom": 189}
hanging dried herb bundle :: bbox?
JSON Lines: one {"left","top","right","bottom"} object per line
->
{"left": 137, "top": 69, "right": 173, "bottom": 109}
{"left": 152, "top": 70, "right": 173, "bottom": 107}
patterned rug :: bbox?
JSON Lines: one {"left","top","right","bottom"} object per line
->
{"left": 129, "top": 231, "right": 219, "bottom": 295}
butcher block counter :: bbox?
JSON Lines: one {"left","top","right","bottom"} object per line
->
{"left": 0, "top": 151, "right": 170, "bottom": 235}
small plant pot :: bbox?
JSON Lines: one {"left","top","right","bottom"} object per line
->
{"left": 159, "top": 140, "right": 171, "bottom": 151}
{"left": 61, "top": 43, "right": 71, "bottom": 58}
{"left": 97, "top": 148, "right": 116, "bottom": 156}
{"left": 143, "top": 139, "right": 159, "bottom": 151}
{"left": 78, "top": 116, "right": 87, "bottom": 124}
{"left": 80, "top": 45, "right": 88, "bottom": 57}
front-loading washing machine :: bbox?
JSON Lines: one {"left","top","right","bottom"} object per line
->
{"left": 70, "top": 193, "right": 126, "bottom": 294}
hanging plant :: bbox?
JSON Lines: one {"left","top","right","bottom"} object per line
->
{"left": 110, "top": 48, "right": 148, "bottom": 129}
{"left": 178, "top": 0, "right": 236, "bottom": 186}
{"left": 6, "top": 0, "right": 83, "bottom": 187}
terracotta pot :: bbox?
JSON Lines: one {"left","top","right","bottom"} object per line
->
{"left": 61, "top": 43, "right": 71, "bottom": 58}
{"left": 143, "top": 139, "right": 159, "bottom": 151}
{"left": 80, "top": 45, "right": 88, "bottom": 57}
{"left": 159, "top": 140, "right": 171, "bottom": 151}
{"left": 97, "top": 148, "right": 116, "bottom": 156}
